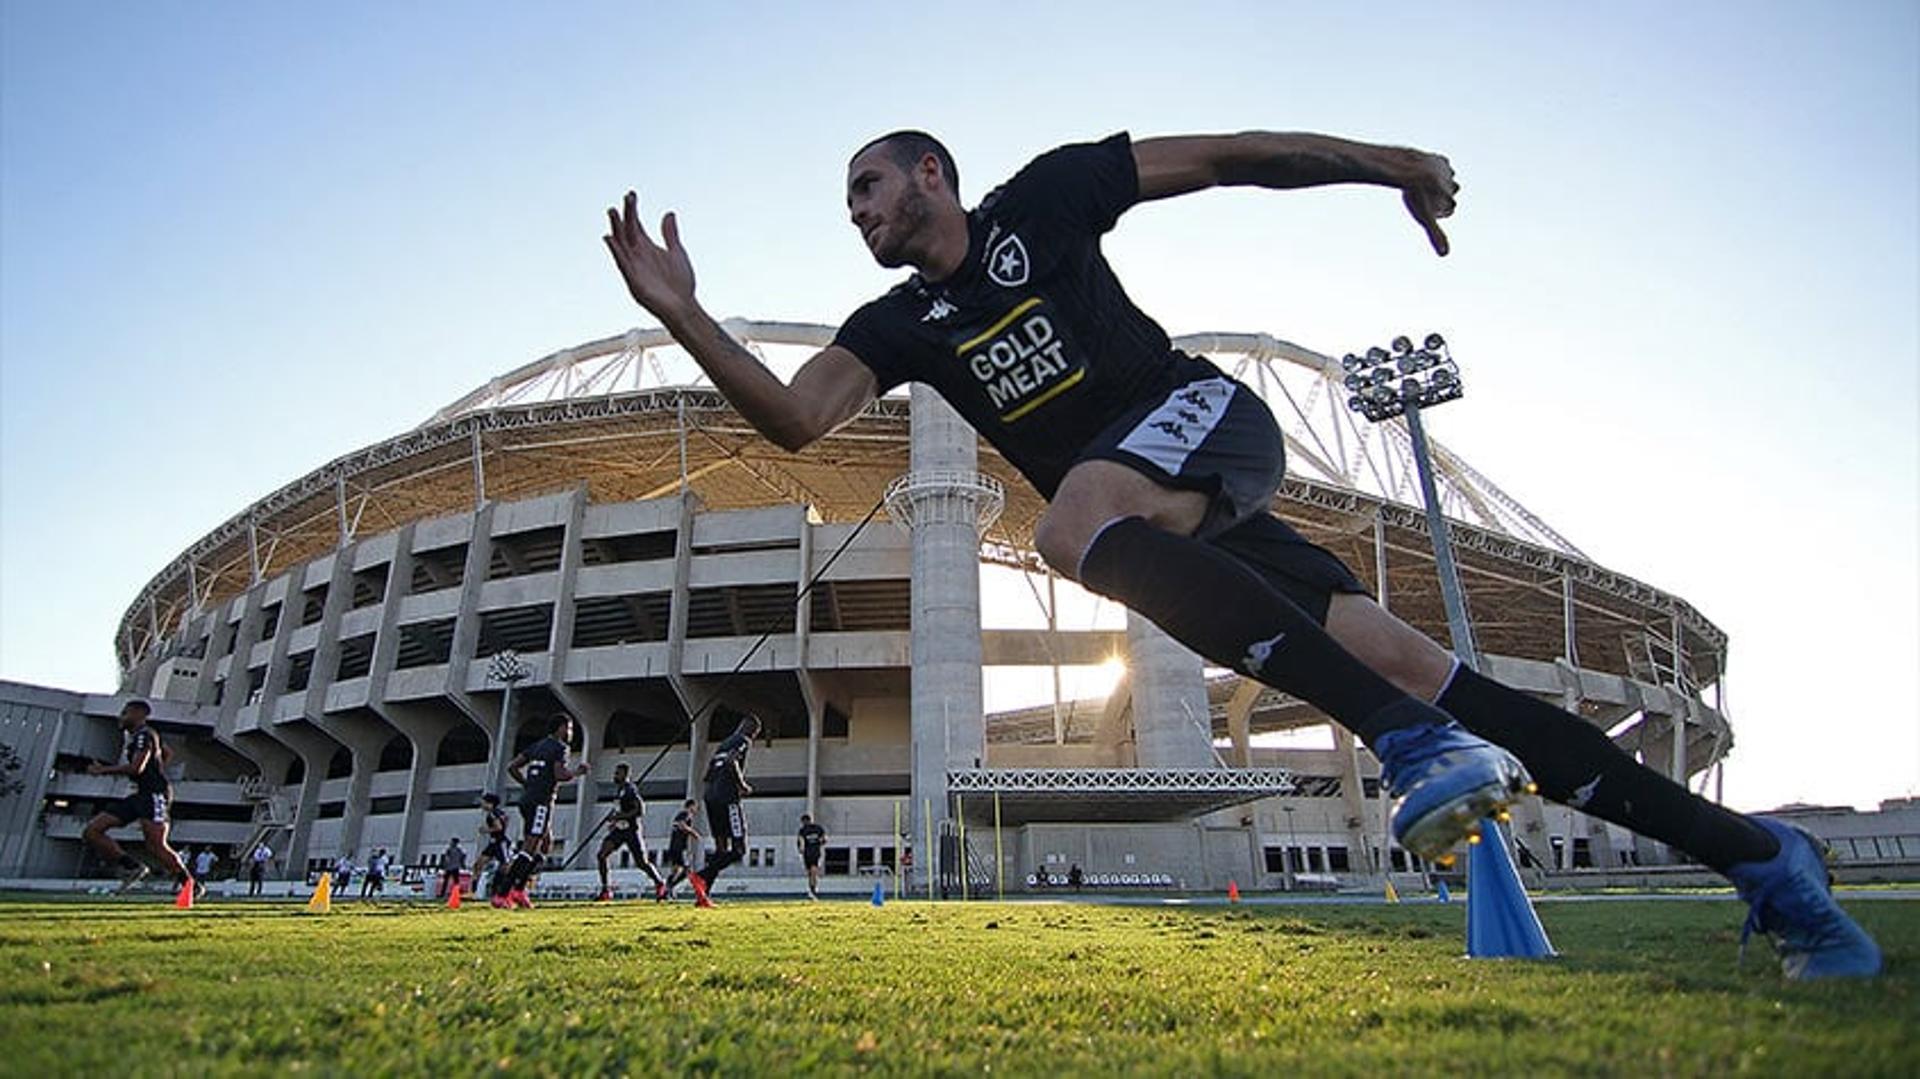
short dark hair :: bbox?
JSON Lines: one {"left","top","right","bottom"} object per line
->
{"left": 124, "top": 699, "right": 152, "bottom": 716}
{"left": 548, "top": 714, "right": 573, "bottom": 736}
{"left": 482, "top": 792, "right": 500, "bottom": 805}
{"left": 852, "top": 130, "right": 959, "bottom": 197}
{"left": 801, "top": 813, "right": 813, "bottom": 822}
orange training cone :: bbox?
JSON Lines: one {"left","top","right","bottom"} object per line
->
{"left": 174, "top": 878, "right": 195, "bottom": 909}
{"left": 306, "top": 871, "right": 333, "bottom": 914}
{"left": 1227, "top": 880, "right": 1241, "bottom": 903}
{"left": 447, "top": 883, "right": 462, "bottom": 910}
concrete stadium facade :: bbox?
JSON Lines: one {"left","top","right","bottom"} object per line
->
{"left": 2, "top": 323, "right": 1785, "bottom": 893}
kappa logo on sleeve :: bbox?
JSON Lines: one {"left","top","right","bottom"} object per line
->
{"left": 986, "top": 232, "right": 1030, "bottom": 287}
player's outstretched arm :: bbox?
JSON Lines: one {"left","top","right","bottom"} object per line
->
{"left": 603, "top": 191, "right": 879, "bottom": 451}
{"left": 1132, "top": 133, "right": 1459, "bottom": 255}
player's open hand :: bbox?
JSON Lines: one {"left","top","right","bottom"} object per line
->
{"left": 86, "top": 761, "right": 104, "bottom": 776}
{"left": 1399, "top": 151, "right": 1458, "bottom": 256}
{"left": 604, "top": 191, "right": 698, "bottom": 321}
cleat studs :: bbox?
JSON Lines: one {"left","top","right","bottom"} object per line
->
{"left": 1524, "top": 782, "right": 1539, "bottom": 795}
{"left": 1495, "top": 809, "right": 1512, "bottom": 824}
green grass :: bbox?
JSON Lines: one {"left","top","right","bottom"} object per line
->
{"left": 0, "top": 895, "right": 1915, "bottom": 1077}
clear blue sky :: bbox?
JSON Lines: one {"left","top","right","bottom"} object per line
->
{"left": 3, "top": 2, "right": 1914, "bottom": 812}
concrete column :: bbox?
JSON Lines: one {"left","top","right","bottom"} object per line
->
{"left": 394, "top": 718, "right": 447, "bottom": 863}
{"left": 1126, "top": 612, "right": 1214, "bottom": 767}
{"left": 799, "top": 672, "right": 825, "bottom": 815}
{"left": 664, "top": 490, "right": 714, "bottom": 803}
{"left": 905, "top": 386, "right": 985, "bottom": 843}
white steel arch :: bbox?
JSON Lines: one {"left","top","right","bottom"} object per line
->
{"left": 429, "top": 320, "right": 1585, "bottom": 556}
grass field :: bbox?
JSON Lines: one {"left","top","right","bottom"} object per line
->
{"left": 0, "top": 893, "right": 1914, "bottom": 1077}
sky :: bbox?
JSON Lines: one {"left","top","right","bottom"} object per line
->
{"left": 2, "top": 2, "right": 1914, "bottom": 813}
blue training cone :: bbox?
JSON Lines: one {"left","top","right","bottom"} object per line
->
{"left": 871, "top": 881, "right": 885, "bottom": 907}
{"left": 1465, "top": 818, "right": 1555, "bottom": 959}
{"left": 1435, "top": 879, "right": 1451, "bottom": 903}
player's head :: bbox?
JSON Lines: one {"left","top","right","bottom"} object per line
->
{"left": 613, "top": 762, "right": 630, "bottom": 781}
{"left": 548, "top": 714, "right": 575, "bottom": 742}
{"left": 482, "top": 792, "right": 501, "bottom": 807}
{"left": 683, "top": 799, "right": 696, "bottom": 810}
{"left": 735, "top": 714, "right": 762, "bottom": 740}
{"left": 801, "top": 813, "right": 813, "bottom": 824}
{"left": 846, "top": 130, "right": 960, "bottom": 268}
{"left": 118, "top": 698, "right": 151, "bottom": 730}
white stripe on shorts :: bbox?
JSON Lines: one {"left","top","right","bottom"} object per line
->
{"left": 1114, "top": 377, "right": 1236, "bottom": 476}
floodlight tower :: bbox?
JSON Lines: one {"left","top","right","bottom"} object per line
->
{"left": 1343, "top": 334, "right": 1477, "bottom": 669}
{"left": 484, "top": 649, "right": 531, "bottom": 797}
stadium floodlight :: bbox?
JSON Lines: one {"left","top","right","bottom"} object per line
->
{"left": 484, "top": 650, "right": 532, "bottom": 795}
{"left": 1344, "top": 332, "right": 1477, "bottom": 668}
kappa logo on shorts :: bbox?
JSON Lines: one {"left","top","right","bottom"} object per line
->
{"left": 986, "top": 232, "right": 1030, "bottom": 287}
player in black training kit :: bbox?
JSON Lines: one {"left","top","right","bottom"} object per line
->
{"left": 604, "top": 129, "right": 1880, "bottom": 978}
{"left": 796, "top": 814, "right": 827, "bottom": 900}
{"left": 498, "top": 714, "right": 592, "bottom": 909}
{"left": 661, "top": 799, "right": 699, "bottom": 900}
{"left": 688, "top": 715, "right": 759, "bottom": 907}
{"left": 81, "top": 699, "right": 193, "bottom": 894}
{"left": 475, "top": 793, "right": 513, "bottom": 899}
{"left": 596, "top": 761, "right": 667, "bottom": 902}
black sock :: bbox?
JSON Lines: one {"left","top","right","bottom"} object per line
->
{"left": 1077, "top": 517, "right": 1439, "bottom": 744}
{"left": 1437, "top": 666, "right": 1778, "bottom": 871}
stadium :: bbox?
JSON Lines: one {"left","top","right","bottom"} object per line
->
{"left": 3, "top": 321, "right": 1745, "bottom": 895}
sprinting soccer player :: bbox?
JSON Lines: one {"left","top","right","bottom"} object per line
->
{"left": 661, "top": 799, "right": 700, "bottom": 900}
{"left": 362, "top": 848, "right": 389, "bottom": 899}
{"left": 475, "top": 793, "right": 512, "bottom": 899}
{"left": 497, "top": 714, "right": 592, "bottom": 908}
{"left": 603, "top": 129, "right": 1881, "bottom": 978}
{"left": 596, "top": 761, "right": 668, "bottom": 902}
{"left": 687, "top": 715, "right": 759, "bottom": 908}
{"left": 796, "top": 813, "right": 827, "bottom": 899}
{"left": 80, "top": 700, "right": 193, "bottom": 894}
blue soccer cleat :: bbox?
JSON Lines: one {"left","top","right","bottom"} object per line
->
{"left": 1728, "top": 818, "right": 1882, "bottom": 980}
{"left": 1375, "top": 714, "right": 1533, "bottom": 864}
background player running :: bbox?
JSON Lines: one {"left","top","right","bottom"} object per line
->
{"left": 602, "top": 127, "right": 1880, "bottom": 978}
{"left": 497, "top": 714, "right": 592, "bottom": 909}
{"left": 661, "top": 799, "right": 699, "bottom": 900}
{"left": 80, "top": 700, "right": 192, "bottom": 895}
{"left": 688, "top": 715, "right": 759, "bottom": 908}
{"left": 796, "top": 813, "right": 827, "bottom": 900}
{"left": 475, "top": 793, "right": 512, "bottom": 900}
{"left": 595, "top": 761, "right": 668, "bottom": 902}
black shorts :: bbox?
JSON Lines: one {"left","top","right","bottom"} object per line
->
{"left": 1080, "top": 375, "right": 1287, "bottom": 540}
{"left": 482, "top": 838, "right": 511, "bottom": 863}
{"left": 600, "top": 825, "right": 647, "bottom": 860}
{"left": 1083, "top": 375, "right": 1367, "bottom": 621}
{"left": 802, "top": 850, "right": 822, "bottom": 870}
{"left": 705, "top": 798, "right": 747, "bottom": 843}
{"left": 103, "top": 790, "right": 168, "bottom": 826}
{"left": 665, "top": 843, "right": 689, "bottom": 867}
{"left": 520, "top": 800, "right": 555, "bottom": 839}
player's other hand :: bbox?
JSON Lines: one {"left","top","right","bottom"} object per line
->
{"left": 86, "top": 761, "right": 105, "bottom": 776}
{"left": 605, "top": 191, "right": 698, "bottom": 322}
{"left": 1399, "top": 150, "right": 1458, "bottom": 256}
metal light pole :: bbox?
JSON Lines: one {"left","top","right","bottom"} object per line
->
{"left": 484, "top": 650, "right": 531, "bottom": 797}
{"left": 1280, "top": 804, "right": 1299, "bottom": 892}
{"left": 1343, "top": 334, "right": 1478, "bottom": 670}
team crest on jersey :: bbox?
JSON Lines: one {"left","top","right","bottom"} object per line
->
{"left": 986, "top": 232, "right": 1030, "bottom": 287}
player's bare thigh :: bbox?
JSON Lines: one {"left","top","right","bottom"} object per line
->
{"left": 1034, "top": 460, "right": 1209, "bottom": 579}
{"left": 1325, "top": 592, "right": 1454, "bottom": 701}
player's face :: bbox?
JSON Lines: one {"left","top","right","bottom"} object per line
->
{"left": 846, "top": 148, "right": 934, "bottom": 269}
{"left": 118, "top": 705, "right": 145, "bottom": 731}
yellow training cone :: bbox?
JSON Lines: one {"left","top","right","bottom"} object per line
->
{"left": 1383, "top": 877, "right": 1400, "bottom": 904}
{"left": 306, "top": 871, "right": 333, "bottom": 914}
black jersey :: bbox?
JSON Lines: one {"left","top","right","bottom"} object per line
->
{"left": 834, "top": 132, "right": 1220, "bottom": 499}
{"left": 126, "top": 725, "right": 170, "bottom": 796}
{"left": 609, "top": 780, "right": 644, "bottom": 830}
{"left": 484, "top": 805, "right": 509, "bottom": 837}
{"left": 703, "top": 732, "right": 751, "bottom": 801}
{"left": 798, "top": 822, "right": 827, "bottom": 856}
{"left": 519, "top": 736, "right": 566, "bottom": 803}
{"left": 668, "top": 809, "right": 695, "bottom": 852}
